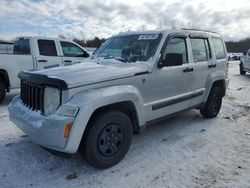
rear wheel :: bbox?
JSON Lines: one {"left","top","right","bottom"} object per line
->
{"left": 80, "top": 111, "right": 133, "bottom": 169}
{"left": 0, "top": 82, "right": 6, "bottom": 104}
{"left": 200, "top": 86, "right": 222, "bottom": 118}
{"left": 240, "top": 62, "right": 246, "bottom": 75}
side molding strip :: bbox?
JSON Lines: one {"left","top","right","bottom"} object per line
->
{"left": 152, "top": 90, "right": 204, "bottom": 111}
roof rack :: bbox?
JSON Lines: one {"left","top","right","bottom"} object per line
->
{"left": 180, "top": 28, "right": 219, "bottom": 35}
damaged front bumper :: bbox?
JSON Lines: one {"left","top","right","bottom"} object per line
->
{"left": 8, "top": 96, "right": 75, "bottom": 152}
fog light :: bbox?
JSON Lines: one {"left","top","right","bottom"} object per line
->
{"left": 64, "top": 122, "right": 73, "bottom": 138}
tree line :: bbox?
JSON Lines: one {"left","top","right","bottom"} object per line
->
{"left": 58, "top": 34, "right": 106, "bottom": 48}
{"left": 71, "top": 36, "right": 250, "bottom": 53}
{"left": 225, "top": 38, "right": 250, "bottom": 53}
{"left": 4, "top": 34, "right": 250, "bottom": 53}
{"left": 73, "top": 37, "right": 106, "bottom": 48}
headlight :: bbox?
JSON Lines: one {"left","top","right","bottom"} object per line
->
{"left": 43, "top": 87, "right": 60, "bottom": 115}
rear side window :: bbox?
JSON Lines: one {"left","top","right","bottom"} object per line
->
{"left": 13, "top": 39, "right": 30, "bottom": 55}
{"left": 191, "top": 38, "right": 210, "bottom": 62}
{"left": 38, "top": 40, "right": 57, "bottom": 56}
{"left": 212, "top": 37, "right": 226, "bottom": 60}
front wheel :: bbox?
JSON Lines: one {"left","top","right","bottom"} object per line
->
{"left": 200, "top": 86, "right": 223, "bottom": 118}
{"left": 240, "top": 62, "right": 246, "bottom": 75}
{"left": 79, "top": 111, "right": 133, "bottom": 169}
{"left": 0, "top": 82, "right": 6, "bottom": 104}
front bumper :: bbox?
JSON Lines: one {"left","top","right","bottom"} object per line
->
{"left": 9, "top": 96, "right": 75, "bottom": 151}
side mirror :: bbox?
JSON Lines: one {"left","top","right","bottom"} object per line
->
{"left": 158, "top": 53, "right": 183, "bottom": 68}
{"left": 82, "top": 52, "right": 90, "bottom": 58}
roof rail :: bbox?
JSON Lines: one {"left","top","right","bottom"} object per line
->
{"left": 181, "top": 28, "right": 219, "bottom": 35}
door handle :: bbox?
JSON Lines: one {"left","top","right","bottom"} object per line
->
{"left": 183, "top": 67, "right": 194, "bottom": 72}
{"left": 64, "top": 60, "right": 72, "bottom": 63}
{"left": 37, "top": 60, "right": 47, "bottom": 63}
{"left": 208, "top": 64, "right": 217, "bottom": 68}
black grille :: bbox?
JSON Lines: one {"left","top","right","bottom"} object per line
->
{"left": 20, "top": 80, "right": 44, "bottom": 112}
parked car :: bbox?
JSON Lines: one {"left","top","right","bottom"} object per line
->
{"left": 228, "top": 53, "right": 242, "bottom": 61}
{"left": 9, "top": 29, "right": 229, "bottom": 169}
{"left": 0, "top": 37, "right": 89, "bottom": 103}
{"left": 240, "top": 49, "right": 250, "bottom": 75}
{"left": 233, "top": 53, "right": 243, "bottom": 60}
{"left": 228, "top": 53, "right": 234, "bottom": 61}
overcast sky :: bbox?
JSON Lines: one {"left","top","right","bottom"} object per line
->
{"left": 0, "top": 0, "right": 250, "bottom": 41}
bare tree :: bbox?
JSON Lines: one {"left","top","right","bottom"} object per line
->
{"left": 137, "top": 24, "right": 147, "bottom": 32}
{"left": 58, "top": 34, "right": 66, "bottom": 39}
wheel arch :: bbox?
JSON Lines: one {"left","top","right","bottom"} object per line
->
{"left": 63, "top": 85, "right": 146, "bottom": 153}
{"left": 0, "top": 69, "right": 10, "bottom": 91}
{"left": 202, "top": 72, "right": 227, "bottom": 105}
{"left": 86, "top": 101, "right": 140, "bottom": 134}
{"left": 79, "top": 101, "right": 141, "bottom": 154}
{"left": 212, "top": 79, "right": 226, "bottom": 97}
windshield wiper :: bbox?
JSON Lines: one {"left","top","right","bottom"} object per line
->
{"left": 113, "top": 57, "right": 127, "bottom": 63}
{"left": 95, "top": 54, "right": 128, "bottom": 63}
{"left": 101, "top": 55, "right": 127, "bottom": 63}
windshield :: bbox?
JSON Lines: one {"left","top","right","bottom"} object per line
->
{"left": 92, "top": 34, "right": 162, "bottom": 63}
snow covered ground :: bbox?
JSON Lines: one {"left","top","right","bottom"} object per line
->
{"left": 0, "top": 62, "right": 250, "bottom": 188}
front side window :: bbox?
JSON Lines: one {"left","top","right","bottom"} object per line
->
{"left": 60, "top": 41, "right": 87, "bottom": 57}
{"left": 191, "top": 38, "right": 209, "bottom": 62}
{"left": 38, "top": 40, "right": 57, "bottom": 56}
{"left": 93, "top": 34, "right": 162, "bottom": 63}
{"left": 163, "top": 37, "right": 188, "bottom": 64}
{"left": 212, "top": 37, "right": 226, "bottom": 60}
{"left": 13, "top": 39, "right": 30, "bottom": 55}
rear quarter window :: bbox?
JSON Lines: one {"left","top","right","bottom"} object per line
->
{"left": 212, "top": 37, "right": 226, "bottom": 60}
{"left": 13, "top": 39, "right": 30, "bottom": 55}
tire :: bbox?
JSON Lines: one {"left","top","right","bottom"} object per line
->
{"left": 0, "top": 82, "right": 6, "bottom": 104}
{"left": 200, "top": 86, "right": 222, "bottom": 118}
{"left": 80, "top": 111, "right": 133, "bottom": 169}
{"left": 240, "top": 62, "right": 246, "bottom": 75}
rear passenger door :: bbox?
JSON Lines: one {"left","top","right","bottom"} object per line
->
{"left": 59, "top": 41, "right": 89, "bottom": 65}
{"left": 35, "top": 39, "right": 63, "bottom": 70}
{"left": 189, "top": 37, "right": 214, "bottom": 107}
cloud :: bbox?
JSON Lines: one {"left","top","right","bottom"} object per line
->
{"left": 0, "top": 0, "right": 250, "bottom": 41}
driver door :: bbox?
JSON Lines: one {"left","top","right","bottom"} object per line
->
{"left": 147, "top": 36, "right": 194, "bottom": 121}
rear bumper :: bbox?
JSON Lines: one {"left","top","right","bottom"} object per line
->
{"left": 8, "top": 96, "right": 74, "bottom": 152}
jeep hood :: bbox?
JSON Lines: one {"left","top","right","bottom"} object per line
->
{"left": 27, "top": 62, "right": 150, "bottom": 89}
